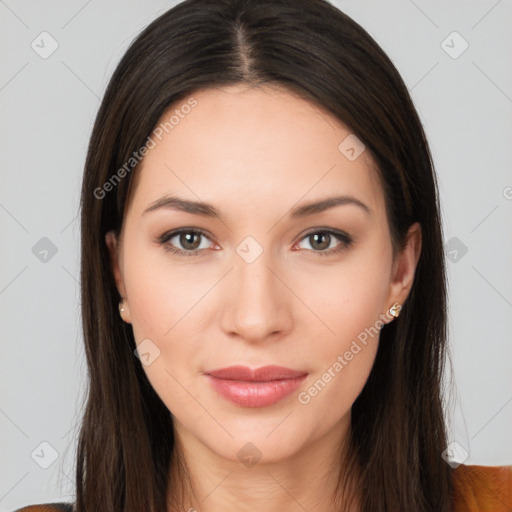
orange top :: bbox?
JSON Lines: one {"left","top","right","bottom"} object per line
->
{"left": 12, "top": 464, "right": 512, "bottom": 511}
{"left": 450, "top": 463, "right": 512, "bottom": 511}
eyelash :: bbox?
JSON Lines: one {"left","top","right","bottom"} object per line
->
{"left": 156, "top": 228, "right": 353, "bottom": 257}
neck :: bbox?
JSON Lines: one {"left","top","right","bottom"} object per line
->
{"left": 166, "top": 417, "right": 361, "bottom": 512}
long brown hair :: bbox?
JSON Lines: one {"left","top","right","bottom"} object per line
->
{"left": 77, "top": 0, "right": 453, "bottom": 510}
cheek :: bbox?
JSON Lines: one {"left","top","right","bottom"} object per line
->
{"left": 121, "top": 240, "right": 218, "bottom": 400}
{"left": 121, "top": 245, "right": 210, "bottom": 418}
{"left": 292, "top": 248, "right": 390, "bottom": 411}
{"left": 294, "top": 303, "right": 382, "bottom": 425}
{"left": 292, "top": 243, "right": 391, "bottom": 346}
{"left": 122, "top": 241, "right": 208, "bottom": 340}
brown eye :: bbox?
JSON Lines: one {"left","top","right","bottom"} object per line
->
{"left": 308, "top": 232, "right": 331, "bottom": 251}
{"left": 296, "top": 229, "right": 353, "bottom": 256}
{"left": 157, "top": 229, "right": 214, "bottom": 256}
{"left": 178, "top": 232, "right": 202, "bottom": 250}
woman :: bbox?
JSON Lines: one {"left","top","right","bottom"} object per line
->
{"left": 14, "top": 0, "right": 512, "bottom": 511}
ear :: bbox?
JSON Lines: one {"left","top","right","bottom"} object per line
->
{"left": 384, "top": 222, "right": 422, "bottom": 320}
{"left": 105, "top": 230, "right": 132, "bottom": 323}
{"left": 105, "top": 230, "right": 124, "bottom": 295}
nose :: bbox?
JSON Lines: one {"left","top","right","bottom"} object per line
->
{"left": 219, "top": 250, "right": 293, "bottom": 343}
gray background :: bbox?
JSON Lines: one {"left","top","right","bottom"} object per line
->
{"left": 1, "top": 0, "right": 511, "bottom": 509}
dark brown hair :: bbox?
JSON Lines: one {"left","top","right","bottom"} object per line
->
{"left": 77, "top": 0, "right": 453, "bottom": 510}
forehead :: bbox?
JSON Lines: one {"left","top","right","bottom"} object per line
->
{"left": 127, "top": 84, "right": 384, "bottom": 219}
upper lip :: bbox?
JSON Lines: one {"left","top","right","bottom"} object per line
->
{"left": 205, "top": 365, "right": 308, "bottom": 382}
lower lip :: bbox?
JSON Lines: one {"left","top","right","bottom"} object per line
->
{"left": 206, "top": 374, "right": 307, "bottom": 408}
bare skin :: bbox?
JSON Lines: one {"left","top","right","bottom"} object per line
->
{"left": 106, "top": 84, "right": 422, "bottom": 512}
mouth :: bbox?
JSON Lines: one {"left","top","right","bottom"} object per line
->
{"left": 204, "top": 365, "right": 308, "bottom": 408}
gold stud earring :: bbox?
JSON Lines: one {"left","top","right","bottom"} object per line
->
{"left": 389, "top": 302, "right": 402, "bottom": 318}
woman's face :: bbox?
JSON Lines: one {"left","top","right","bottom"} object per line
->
{"left": 107, "top": 84, "right": 420, "bottom": 466}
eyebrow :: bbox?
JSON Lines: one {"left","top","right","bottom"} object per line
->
{"left": 142, "top": 194, "right": 371, "bottom": 218}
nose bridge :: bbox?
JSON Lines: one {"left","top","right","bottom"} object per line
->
{"left": 221, "top": 243, "right": 289, "bottom": 340}
{"left": 236, "top": 250, "right": 275, "bottom": 303}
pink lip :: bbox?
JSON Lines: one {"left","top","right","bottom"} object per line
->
{"left": 205, "top": 365, "right": 308, "bottom": 408}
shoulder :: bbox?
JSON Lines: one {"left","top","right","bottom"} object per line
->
{"left": 451, "top": 463, "right": 512, "bottom": 511}
{"left": 12, "top": 503, "right": 74, "bottom": 512}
